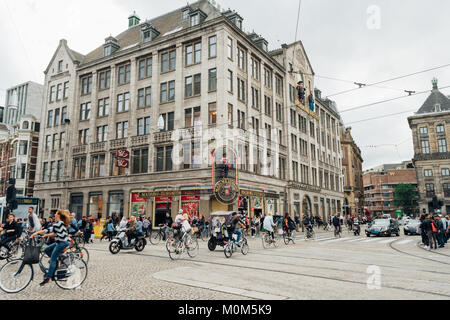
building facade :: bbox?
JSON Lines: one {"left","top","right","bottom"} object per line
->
{"left": 408, "top": 78, "right": 450, "bottom": 214}
{"left": 363, "top": 161, "right": 418, "bottom": 217}
{"left": 34, "top": 0, "right": 344, "bottom": 222}
{"left": 341, "top": 126, "right": 364, "bottom": 216}
{"left": 0, "top": 115, "right": 40, "bottom": 197}
{"left": 4, "top": 82, "right": 43, "bottom": 125}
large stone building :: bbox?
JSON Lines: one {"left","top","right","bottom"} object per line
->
{"left": 34, "top": 0, "right": 344, "bottom": 222}
{"left": 341, "top": 126, "right": 364, "bottom": 216}
{"left": 4, "top": 81, "right": 43, "bottom": 125}
{"left": 363, "top": 161, "right": 418, "bottom": 217}
{"left": 408, "top": 78, "right": 450, "bottom": 214}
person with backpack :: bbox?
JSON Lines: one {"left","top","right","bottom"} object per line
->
{"left": 426, "top": 214, "right": 438, "bottom": 250}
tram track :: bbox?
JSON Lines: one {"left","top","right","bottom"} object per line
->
{"left": 389, "top": 239, "right": 450, "bottom": 266}
{"left": 89, "top": 245, "right": 450, "bottom": 298}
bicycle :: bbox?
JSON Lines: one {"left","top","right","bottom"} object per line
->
{"left": 166, "top": 229, "right": 199, "bottom": 260}
{"left": 304, "top": 226, "right": 316, "bottom": 241}
{"left": 224, "top": 232, "right": 249, "bottom": 258}
{"left": 0, "top": 237, "right": 88, "bottom": 293}
{"left": 262, "top": 230, "right": 280, "bottom": 249}
{"left": 282, "top": 228, "right": 296, "bottom": 245}
{"left": 149, "top": 225, "right": 170, "bottom": 245}
{"left": 0, "top": 238, "right": 26, "bottom": 263}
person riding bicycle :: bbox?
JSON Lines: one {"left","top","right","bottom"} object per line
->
{"left": 67, "top": 212, "right": 79, "bottom": 236}
{"left": 27, "top": 207, "right": 41, "bottom": 233}
{"left": 332, "top": 214, "right": 341, "bottom": 234}
{"left": 263, "top": 213, "right": 276, "bottom": 240}
{"left": 162, "top": 212, "right": 173, "bottom": 240}
{"left": 282, "top": 213, "right": 296, "bottom": 235}
{"left": 229, "top": 212, "right": 246, "bottom": 246}
{"left": 302, "top": 215, "right": 313, "bottom": 233}
{"left": 125, "top": 216, "right": 138, "bottom": 246}
{"left": 31, "top": 209, "right": 71, "bottom": 287}
{"left": 173, "top": 209, "right": 186, "bottom": 240}
{"left": 0, "top": 213, "right": 19, "bottom": 253}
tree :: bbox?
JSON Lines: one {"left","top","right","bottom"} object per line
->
{"left": 393, "top": 184, "right": 419, "bottom": 217}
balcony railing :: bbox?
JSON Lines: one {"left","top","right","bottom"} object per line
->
{"left": 72, "top": 145, "right": 87, "bottom": 155}
{"left": 131, "top": 135, "right": 149, "bottom": 147}
{"left": 91, "top": 142, "right": 106, "bottom": 152}
{"left": 110, "top": 138, "right": 127, "bottom": 149}
{"left": 154, "top": 131, "right": 173, "bottom": 144}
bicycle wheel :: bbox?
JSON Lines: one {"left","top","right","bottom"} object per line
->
{"left": 0, "top": 260, "right": 33, "bottom": 294}
{"left": 273, "top": 235, "right": 280, "bottom": 247}
{"left": 39, "top": 251, "right": 51, "bottom": 273}
{"left": 262, "top": 234, "right": 270, "bottom": 249}
{"left": 54, "top": 256, "right": 88, "bottom": 290}
{"left": 224, "top": 243, "right": 233, "bottom": 259}
{"left": 290, "top": 230, "right": 296, "bottom": 244}
{"left": 7, "top": 243, "right": 23, "bottom": 262}
{"left": 149, "top": 230, "right": 162, "bottom": 245}
{"left": 168, "top": 242, "right": 183, "bottom": 260}
{"left": 79, "top": 248, "right": 89, "bottom": 263}
{"left": 186, "top": 237, "right": 199, "bottom": 258}
{"left": 241, "top": 239, "right": 249, "bottom": 255}
{"left": 283, "top": 233, "right": 289, "bottom": 245}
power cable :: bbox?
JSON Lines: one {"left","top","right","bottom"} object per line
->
{"left": 326, "top": 63, "right": 450, "bottom": 98}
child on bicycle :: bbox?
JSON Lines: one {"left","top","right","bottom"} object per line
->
{"left": 31, "top": 209, "right": 71, "bottom": 287}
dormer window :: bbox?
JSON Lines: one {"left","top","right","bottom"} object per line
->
{"left": 189, "top": 9, "right": 207, "bottom": 27}
{"left": 435, "top": 104, "right": 441, "bottom": 112}
{"left": 141, "top": 22, "right": 160, "bottom": 43}
{"left": 103, "top": 36, "right": 120, "bottom": 57}
{"left": 190, "top": 14, "right": 200, "bottom": 26}
{"left": 237, "top": 19, "right": 243, "bottom": 30}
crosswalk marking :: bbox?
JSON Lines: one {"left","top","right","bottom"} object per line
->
{"left": 316, "top": 237, "right": 336, "bottom": 242}
{"left": 313, "top": 237, "right": 415, "bottom": 245}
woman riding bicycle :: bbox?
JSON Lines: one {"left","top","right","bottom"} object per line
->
{"left": 282, "top": 213, "right": 296, "bottom": 235}
{"left": 263, "top": 213, "right": 276, "bottom": 240}
{"left": 31, "top": 209, "right": 71, "bottom": 287}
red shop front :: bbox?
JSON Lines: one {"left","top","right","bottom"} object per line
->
{"left": 181, "top": 195, "right": 200, "bottom": 219}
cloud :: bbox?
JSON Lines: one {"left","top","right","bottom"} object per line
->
{"left": 1, "top": 0, "right": 449, "bottom": 170}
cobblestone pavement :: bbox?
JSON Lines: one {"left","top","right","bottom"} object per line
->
{"left": 1, "top": 227, "right": 449, "bottom": 300}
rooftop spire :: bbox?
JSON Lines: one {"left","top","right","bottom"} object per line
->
{"left": 432, "top": 77, "right": 438, "bottom": 90}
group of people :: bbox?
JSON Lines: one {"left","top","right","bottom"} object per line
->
{"left": 419, "top": 213, "right": 449, "bottom": 250}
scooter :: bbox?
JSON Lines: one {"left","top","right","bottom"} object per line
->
{"left": 353, "top": 224, "right": 361, "bottom": 236}
{"left": 109, "top": 227, "right": 146, "bottom": 254}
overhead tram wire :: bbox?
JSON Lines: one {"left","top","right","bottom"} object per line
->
{"left": 345, "top": 109, "right": 417, "bottom": 125}
{"left": 339, "top": 84, "right": 450, "bottom": 114}
{"left": 326, "top": 63, "right": 450, "bottom": 98}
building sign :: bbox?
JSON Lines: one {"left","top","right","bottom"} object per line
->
{"left": 116, "top": 159, "right": 129, "bottom": 168}
{"left": 240, "top": 189, "right": 265, "bottom": 198}
{"left": 131, "top": 193, "right": 146, "bottom": 203}
{"left": 139, "top": 191, "right": 181, "bottom": 198}
{"left": 214, "top": 178, "right": 239, "bottom": 205}
{"left": 116, "top": 149, "right": 130, "bottom": 159}
{"left": 265, "top": 193, "right": 280, "bottom": 199}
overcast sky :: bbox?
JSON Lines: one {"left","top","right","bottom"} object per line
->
{"left": 1, "top": 0, "right": 449, "bottom": 170}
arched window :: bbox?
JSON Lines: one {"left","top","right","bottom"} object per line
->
{"left": 22, "top": 121, "right": 29, "bottom": 130}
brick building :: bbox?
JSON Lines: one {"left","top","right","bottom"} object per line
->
{"left": 363, "top": 161, "right": 418, "bottom": 217}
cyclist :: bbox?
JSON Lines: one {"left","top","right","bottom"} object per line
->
{"left": 230, "top": 212, "right": 246, "bottom": 246}
{"left": 353, "top": 216, "right": 360, "bottom": 234}
{"left": 173, "top": 209, "right": 185, "bottom": 240}
{"left": 332, "top": 214, "right": 341, "bottom": 235}
{"left": 27, "top": 207, "right": 41, "bottom": 233}
{"left": 282, "top": 213, "right": 296, "bottom": 237}
{"left": 0, "top": 213, "right": 19, "bottom": 253}
{"left": 163, "top": 212, "right": 173, "bottom": 240}
{"left": 67, "top": 212, "right": 79, "bottom": 236}
{"left": 302, "top": 214, "right": 313, "bottom": 234}
{"left": 263, "top": 212, "right": 276, "bottom": 240}
{"left": 31, "top": 209, "right": 71, "bottom": 287}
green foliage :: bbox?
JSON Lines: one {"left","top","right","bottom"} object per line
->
{"left": 393, "top": 184, "right": 418, "bottom": 215}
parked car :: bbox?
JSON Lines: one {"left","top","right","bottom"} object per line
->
{"left": 365, "top": 219, "right": 400, "bottom": 237}
{"left": 404, "top": 219, "right": 421, "bottom": 236}
{"left": 398, "top": 216, "right": 411, "bottom": 226}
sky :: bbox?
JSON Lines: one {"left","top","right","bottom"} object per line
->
{"left": 1, "top": 0, "right": 449, "bottom": 170}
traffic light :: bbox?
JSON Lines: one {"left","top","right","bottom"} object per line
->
{"left": 6, "top": 179, "right": 17, "bottom": 211}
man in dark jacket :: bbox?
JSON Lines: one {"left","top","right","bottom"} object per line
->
{"left": 423, "top": 215, "right": 437, "bottom": 250}
{"left": 435, "top": 216, "right": 445, "bottom": 248}
{"left": 419, "top": 214, "right": 428, "bottom": 247}
{"left": 0, "top": 214, "right": 19, "bottom": 252}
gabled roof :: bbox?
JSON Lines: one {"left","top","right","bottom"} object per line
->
{"left": 416, "top": 79, "right": 450, "bottom": 114}
{"left": 44, "top": 39, "right": 85, "bottom": 74}
{"left": 80, "top": 0, "right": 221, "bottom": 66}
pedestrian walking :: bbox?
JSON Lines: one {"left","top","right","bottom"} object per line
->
{"left": 419, "top": 214, "right": 429, "bottom": 247}
{"left": 435, "top": 216, "right": 445, "bottom": 248}
{"left": 427, "top": 215, "right": 438, "bottom": 250}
